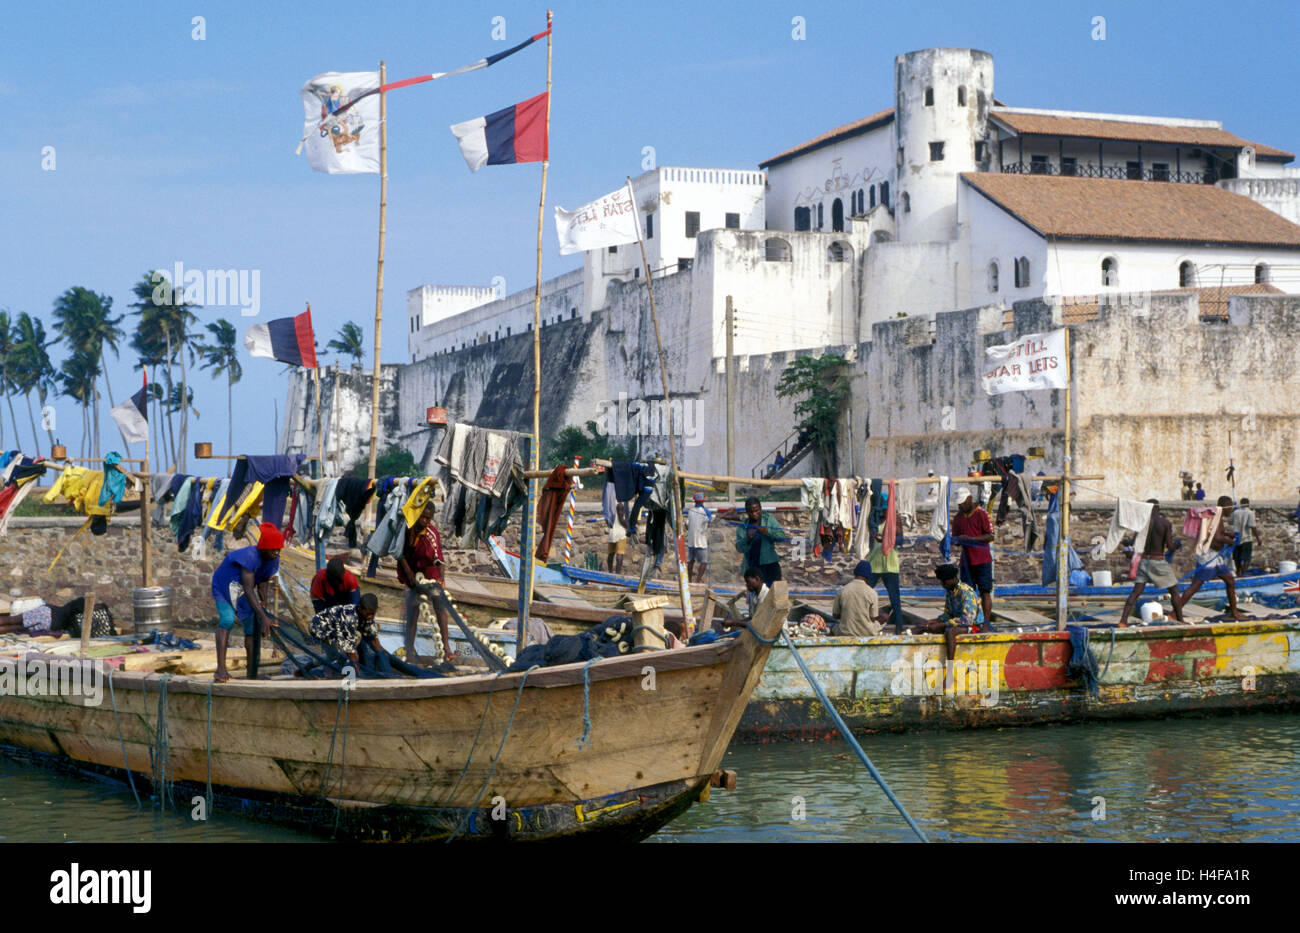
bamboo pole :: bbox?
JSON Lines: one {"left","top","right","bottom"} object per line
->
{"left": 313, "top": 365, "right": 323, "bottom": 476}
{"left": 141, "top": 431, "right": 152, "bottom": 588}
{"left": 1056, "top": 327, "right": 1072, "bottom": 632}
{"left": 366, "top": 60, "right": 388, "bottom": 485}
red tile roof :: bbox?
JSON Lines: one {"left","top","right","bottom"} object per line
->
{"left": 759, "top": 108, "right": 894, "bottom": 168}
{"left": 991, "top": 111, "right": 1293, "bottom": 161}
{"left": 961, "top": 173, "right": 1300, "bottom": 248}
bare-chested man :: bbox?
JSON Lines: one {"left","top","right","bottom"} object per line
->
{"left": 1175, "top": 495, "right": 1245, "bottom": 621}
{"left": 1118, "top": 499, "right": 1183, "bottom": 627}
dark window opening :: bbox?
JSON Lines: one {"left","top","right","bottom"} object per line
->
{"left": 1030, "top": 154, "right": 1048, "bottom": 175}
{"left": 1179, "top": 262, "right": 1196, "bottom": 287}
{"left": 794, "top": 206, "right": 811, "bottom": 231}
{"left": 1255, "top": 264, "right": 1269, "bottom": 284}
{"left": 570, "top": 307, "right": 577, "bottom": 319}
{"left": 1101, "top": 257, "right": 1118, "bottom": 287}
{"left": 869, "top": 186, "right": 876, "bottom": 208}
{"left": 881, "top": 182, "right": 890, "bottom": 209}
{"left": 1126, "top": 160, "right": 1142, "bottom": 180}
{"left": 1014, "top": 257, "right": 1030, "bottom": 288}
{"left": 817, "top": 203, "right": 823, "bottom": 229}
{"left": 975, "top": 141, "right": 987, "bottom": 161}
{"left": 901, "top": 192, "right": 911, "bottom": 213}
{"left": 924, "top": 87, "right": 934, "bottom": 106}
{"left": 1061, "top": 156, "right": 1077, "bottom": 176}
{"left": 725, "top": 212, "right": 740, "bottom": 229}
{"left": 646, "top": 213, "right": 654, "bottom": 239}
{"left": 832, "top": 198, "right": 844, "bottom": 232}
{"left": 1152, "top": 162, "right": 1170, "bottom": 181}
{"left": 957, "top": 86, "right": 967, "bottom": 106}
{"left": 678, "top": 257, "right": 693, "bottom": 272}
{"left": 929, "top": 141, "right": 945, "bottom": 161}
{"left": 608, "top": 245, "right": 617, "bottom": 253}
{"left": 685, "top": 211, "right": 700, "bottom": 238}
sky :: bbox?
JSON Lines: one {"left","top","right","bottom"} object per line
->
{"left": 1, "top": 0, "right": 1297, "bottom": 462}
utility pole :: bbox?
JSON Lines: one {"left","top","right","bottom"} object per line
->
{"left": 725, "top": 295, "right": 735, "bottom": 506}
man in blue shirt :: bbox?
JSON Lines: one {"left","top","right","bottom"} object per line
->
{"left": 213, "top": 522, "right": 283, "bottom": 682}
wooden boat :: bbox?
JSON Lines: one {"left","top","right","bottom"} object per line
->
{"left": 0, "top": 583, "right": 791, "bottom": 841}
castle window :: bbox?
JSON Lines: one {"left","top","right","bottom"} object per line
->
{"left": 975, "top": 141, "right": 987, "bottom": 161}
{"left": 988, "top": 262, "right": 999, "bottom": 292}
{"left": 832, "top": 198, "right": 844, "bottom": 232}
{"left": 685, "top": 211, "right": 700, "bottom": 238}
{"left": 1014, "top": 257, "right": 1030, "bottom": 288}
{"left": 897, "top": 147, "right": 904, "bottom": 167}
{"left": 1255, "top": 263, "right": 1269, "bottom": 284}
{"left": 764, "top": 237, "right": 792, "bottom": 261}
{"left": 881, "top": 182, "right": 890, "bottom": 209}
{"left": 794, "top": 206, "right": 811, "bottom": 231}
{"left": 817, "top": 203, "right": 824, "bottom": 229}
{"left": 1061, "top": 156, "right": 1077, "bottom": 176}
{"left": 678, "top": 257, "right": 693, "bottom": 272}
{"left": 930, "top": 141, "right": 944, "bottom": 161}
{"left": 608, "top": 245, "right": 617, "bottom": 253}
{"left": 506, "top": 326, "right": 511, "bottom": 336}
{"left": 1179, "top": 261, "right": 1197, "bottom": 287}
{"left": 901, "top": 192, "right": 911, "bottom": 213}
{"left": 1127, "top": 160, "right": 1142, "bottom": 180}
{"left": 828, "top": 241, "right": 852, "bottom": 263}
{"left": 856, "top": 189, "right": 864, "bottom": 214}
{"left": 646, "top": 213, "right": 654, "bottom": 239}
{"left": 1030, "top": 155, "right": 1048, "bottom": 175}
{"left": 924, "top": 87, "right": 934, "bottom": 106}
{"left": 957, "top": 85, "right": 967, "bottom": 106}
{"left": 869, "top": 186, "right": 876, "bottom": 209}
{"left": 726, "top": 212, "right": 740, "bottom": 229}
{"left": 1152, "top": 162, "right": 1170, "bottom": 182}
{"left": 1101, "top": 257, "right": 1118, "bottom": 287}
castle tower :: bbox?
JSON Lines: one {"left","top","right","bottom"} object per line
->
{"left": 893, "top": 48, "right": 994, "bottom": 243}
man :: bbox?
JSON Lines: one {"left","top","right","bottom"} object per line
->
{"left": 310, "top": 556, "right": 361, "bottom": 612}
{"left": 1175, "top": 495, "right": 1244, "bottom": 621}
{"left": 212, "top": 522, "right": 283, "bottom": 683}
{"left": 1118, "top": 500, "right": 1184, "bottom": 627}
{"left": 831, "top": 560, "right": 883, "bottom": 637}
{"left": 685, "top": 492, "right": 712, "bottom": 582}
{"left": 864, "top": 532, "right": 903, "bottom": 634}
{"left": 397, "top": 504, "right": 455, "bottom": 669}
{"left": 909, "top": 564, "right": 989, "bottom": 663}
{"left": 724, "top": 567, "right": 770, "bottom": 625}
{"left": 606, "top": 501, "right": 628, "bottom": 574}
{"left": 1193, "top": 483, "right": 1206, "bottom": 501}
{"left": 310, "top": 592, "right": 382, "bottom": 664}
{"left": 1230, "top": 497, "right": 1261, "bottom": 577}
{"left": 734, "top": 495, "right": 788, "bottom": 585}
{"left": 951, "top": 488, "right": 995, "bottom": 626}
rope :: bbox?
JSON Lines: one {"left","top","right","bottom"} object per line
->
{"left": 577, "top": 657, "right": 598, "bottom": 749}
{"left": 153, "top": 673, "right": 174, "bottom": 809}
{"left": 744, "top": 621, "right": 780, "bottom": 645}
{"left": 1099, "top": 627, "right": 1117, "bottom": 681}
{"left": 443, "top": 670, "right": 506, "bottom": 808}
{"left": 779, "top": 630, "right": 929, "bottom": 843}
{"left": 205, "top": 681, "right": 215, "bottom": 815}
{"left": 107, "top": 669, "right": 141, "bottom": 808}
{"left": 446, "top": 665, "right": 538, "bottom": 843}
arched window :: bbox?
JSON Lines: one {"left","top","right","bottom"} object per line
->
{"left": 764, "top": 237, "right": 792, "bottom": 261}
{"left": 1014, "top": 257, "right": 1030, "bottom": 288}
{"left": 1179, "top": 261, "right": 1197, "bottom": 288}
{"left": 828, "top": 241, "right": 853, "bottom": 263}
{"left": 881, "top": 182, "right": 890, "bottom": 209}
{"left": 988, "top": 261, "right": 999, "bottom": 292}
{"left": 794, "top": 206, "right": 811, "bottom": 231}
{"left": 901, "top": 192, "right": 911, "bottom": 213}
{"left": 924, "top": 87, "right": 934, "bottom": 106}
{"left": 1101, "top": 257, "right": 1118, "bottom": 287}
{"left": 957, "top": 85, "right": 967, "bottom": 107}
{"left": 832, "top": 198, "right": 844, "bottom": 232}
{"left": 817, "top": 203, "right": 824, "bottom": 229}
{"left": 869, "top": 185, "right": 876, "bottom": 209}
{"left": 1255, "top": 263, "right": 1270, "bottom": 284}
{"left": 856, "top": 189, "right": 864, "bottom": 214}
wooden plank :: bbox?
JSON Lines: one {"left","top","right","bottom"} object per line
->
{"left": 79, "top": 589, "right": 97, "bottom": 658}
{"left": 993, "top": 607, "right": 1055, "bottom": 627}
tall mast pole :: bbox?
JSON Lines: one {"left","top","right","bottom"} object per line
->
{"left": 366, "top": 60, "right": 388, "bottom": 484}
{"left": 1055, "top": 327, "right": 1072, "bottom": 631}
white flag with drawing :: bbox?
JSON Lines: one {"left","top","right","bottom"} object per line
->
{"left": 981, "top": 328, "right": 1068, "bottom": 394}
{"left": 553, "top": 186, "right": 640, "bottom": 255}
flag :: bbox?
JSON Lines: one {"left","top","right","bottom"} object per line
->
{"left": 298, "top": 71, "right": 381, "bottom": 174}
{"left": 554, "top": 185, "right": 640, "bottom": 255}
{"left": 245, "top": 309, "right": 318, "bottom": 368}
{"left": 450, "top": 92, "right": 548, "bottom": 172}
{"left": 111, "top": 375, "right": 149, "bottom": 445}
{"left": 981, "top": 328, "right": 1068, "bottom": 395}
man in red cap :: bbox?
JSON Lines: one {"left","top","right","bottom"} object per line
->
{"left": 211, "top": 521, "right": 284, "bottom": 682}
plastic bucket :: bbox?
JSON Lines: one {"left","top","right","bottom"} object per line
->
{"left": 1279, "top": 560, "right": 1298, "bottom": 574}
{"left": 133, "top": 586, "right": 174, "bottom": 635}
{"left": 1139, "top": 601, "right": 1165, "bottom": 624}
{"left": 1092, "top": 570, "right": 1113, "bottom": 587}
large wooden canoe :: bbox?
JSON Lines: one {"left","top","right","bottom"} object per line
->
{"left": 0, "top": 584, "right": 791, "bottom": 841}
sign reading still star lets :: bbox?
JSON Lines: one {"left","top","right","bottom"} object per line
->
{"left": 982, "top": 328, "right": 1067, "bottom": 394}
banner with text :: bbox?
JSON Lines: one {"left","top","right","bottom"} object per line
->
{"left": 982, "top": 328, "right": 1068, "bottom": 394}
{"left": 554, "top": 186, "right": 640, "bottom": 255}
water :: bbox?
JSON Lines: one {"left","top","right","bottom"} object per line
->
{"left": 2, "top": 715, "right": 1297, "bottom": 843}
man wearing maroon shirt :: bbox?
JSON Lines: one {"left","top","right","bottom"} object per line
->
{"left": 309, "top": 556, "right": 361, "bottom": 612}
{"left": 951, "top": 488, "right": 995, "bottom": 625}
{"left": 397, "top": 504, "right": 454, "bottom": 668}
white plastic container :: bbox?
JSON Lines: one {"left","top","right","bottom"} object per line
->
{"left": 1139, "top": 601, "right": 1165, "bottom": 624}
{"left": 1092, "top": 570, "right": 1113, "bottom": 587}
{"left": 1279, "top": 560, "right": 1298, "bottom": 574}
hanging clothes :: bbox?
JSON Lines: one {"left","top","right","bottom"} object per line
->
{"left": 928, "top": 476, "right": 951, "bottom": 561}
{"left": 312, "top": 477, "right": 343, "bottom": 541}
{"left": 330, "top": 477, "right": 374, "bottom": 548}
{"left": 850, "top": 483, "right": 873, "bottom": 559}
{"left": 202, "top": 477, "right": 232, "bottom": 551}
{"left": 403, "top": 476, "right": 435, "bottom": 527}
{"left": 602, "top": 476, "right": 617, "bottom": 526}
{"left": 1042, "top": 493, "right": 1084, "bottom": 586}
{"left": 801, "top": 477, "right": 826, "bottom": 555}
{"left": 99, "top": 452, "right": 127, "bottom": 507}
{"left": 882, "top": 479, "right": 898, "bottom": 555}
{"left": 1195, "top": 507, "right": 1223, "bottom": 557}
{"left": 365, "top": 485, "right": 409, "bottom": 560}
{"left": 895, "top": 478, "right": 917, "bottom": 532}
{"left": 610, "top": 461, "right": 649, "bottom": 503}
{"left": 150, "top": 472, "right": 176, "bottom": 524}
{"left": 534, "top": 464, "right": 574, "bottom": 561}
{"left": 1100, "top": 499, "right": 1153, "bottom": 556}
{"left": 216, "top": 454, "right": 304, "bottom": 527}
{"left": 991, "top": 464, "right": 1039, "bottom": 553}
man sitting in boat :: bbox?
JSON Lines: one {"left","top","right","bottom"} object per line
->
{"left": 310, "top": 592, "right": 381, "bottom": 664}
{"left": 908, "top": 564, "right": 991, "bottom": 663}
{"left": 212, "top": 522, "right": 283, "bottom": 683}
{"left": 310, "top": 556, "right": 361, "bottom": 612}
{"left": 1118, "top": 500, "right": 1184, "bottom": 627}
{"left": 396, "top": 503, "right": 455, "bottom": 670}
{"left": 724, "top": 567, "right": 769, "bottom": 625}
{"left": 1174, "top": 495, "right": 1245, "bottom": 621}
{"left": 831, "top": 561, "right": 884, "bottom": 637}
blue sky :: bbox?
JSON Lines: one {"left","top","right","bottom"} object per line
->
{"left": 1, "top": 0, "right": 1296, "bottom": 462}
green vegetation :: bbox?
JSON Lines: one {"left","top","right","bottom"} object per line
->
{"left": 350, "top": 444, "right": 419, "bottom": 478}
{"left": 546, "top": 420, "right": 636, "bottom": 466}
{"left": 775, "top": 353, "right": 851, "bottom": 475}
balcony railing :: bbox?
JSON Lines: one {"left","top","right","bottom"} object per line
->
{"left": 1000, "top": 161, "right": 1212, "bottom": 184}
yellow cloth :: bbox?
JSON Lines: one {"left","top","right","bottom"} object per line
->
{"left": 227, "top": 481, "right": 265, "bottom": 531}
{"left": 43, "top": 466, "right": 74, "bottom": 503}
{"left": 205, "top": 491, "right": 228, "bottom": 530}
{"left": 402, "top": 477, "right": 435, "bottom": 528}
{"left": 43, "top": 465, "right": 111, "bottom": 516}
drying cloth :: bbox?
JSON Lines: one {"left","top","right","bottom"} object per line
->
{"left": 882, "top": 479, "right": 898, "bottom": 555}
{"left": 434, "top": 422, "right": 472, "bottom": 478}
{"left": 1195, "top": 508, "right": 1222, "bottom": 557}
{"left": 1182, "top": 506, "right": 1215, "bottom": 540}
{"left": 610, "top": 461, "right": 649, "bottom": 502}
{"left": 332, "top": 477, "right": 375, "bottom": 548}
{"left": 1100, "top": 498, "right": 1153, "bottom": 556}
{"left": 202, "top": 478, "right": 231, "bottom": 549}
{"left": 602, "top": 476, "right": 617, "bottom": 526}
{"left": 534, "top": 464, "right": 574, "bottom": 561}
{"left": 403, "top": 476, "right": 435, "bottom": 527}
{"left": 168, "top": 477, "right": 195, "bottom": 540}
{"left": 312, "top": 477, "right": 342, "bottom": 541}
{"left": 895, "top": 478, "right": 917, "bottom": 531}
{"left": 177, "top": 479, "right": 206, "bottom": 552}
{"left": 802, "top": 477, "right": 827, "bottom": 555}
{"left": 260, "top": 476, "right": 294, "bottom": 528}
{"left": 0, "top": 481, "right": 34, "bottom": 533}
{"left": 928, "top": 476, "right": 951, "bottom": 561}
{"left": 1041, "top": 493, "right": 1084, "bottom": 586}
{"left": 993, "top": 468, "right": 1039, "bottom": 552}
{"left": 150, "top": 472, "right": 176, "bottom": 524}
{"left": 43, "top": 465, "right": 112, "bottom": 517}
{"left": 365, "top": 485, "right": 409, "bottom": 560}
{"left": 242, "top": 454, "right": 305, "bottom": 483}
{"left": 1065, "top": 625, "right": 1100, "bottom": 698}
{"left": 99, "top": 452, "right": 126, "bottom": 507}
{"left": 629, "top": 464, "right": 674, "bottom": 533}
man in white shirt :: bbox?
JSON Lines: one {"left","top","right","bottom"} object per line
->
{"left": 685, "top": 492, "right": 712, "bottom": 582}
{"left": 1230, "top": 497, "right": 1261, "bottom": 576}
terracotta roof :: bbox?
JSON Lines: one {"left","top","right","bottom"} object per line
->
{"left": 759, "top": 107, "right": 894, "bottom": 168}
{"left": 1060, "top": 283, "right": 1284, "bottom": 324}
{"left": 962, "top": 173, "right": 1300, "bottom": 248}
{"left": 990, "top": 111, "right": 1293, "bottom": 162}
{"left": 1246, "top": 139, "right": 1296, "bottom": 160}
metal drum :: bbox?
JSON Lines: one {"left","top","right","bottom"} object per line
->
{"left": 133, "top": 586, "right": 174, "bottom": 635}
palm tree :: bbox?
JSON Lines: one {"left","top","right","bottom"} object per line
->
{"left": 130, "top": 272, "right": 199, "bottom": 469}
{"left": 196, "top": 319, "right": 242, "bottom": 475}
{"left": 11, "top": 313, "right": 58, "bottom": 452}
{"left": 0, "top": 310, "right": 15, "bottom": 450}
{"left": 51, "top": 286, "right": 123, "bottom": 457}
{"left": 327, "top": 322, "right": 365, "bottom": 366}
{"left": 58, "top": 349, "right": 99, "bottom": 457}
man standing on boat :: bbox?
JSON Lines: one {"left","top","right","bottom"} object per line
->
{"left": 1118, "top": 500, "right": 1184, "bottom": 627}
{"left": 685, "top": 492, "right": 712, "bottom": 583}
{"left": 212, "top": 522, "right": 283, "bottom": 683}
{"left": 1175, "top": 495, "right": 1245, "bottom": 621}
{"left": 397, "top": 503, "right": 455, "bottom": 670}
{"left": 735, "top": 495, "right": 788, "bottom": 584}
{"left": 1230, "top": 497, "right": 1261, "bottom": 576}
{"left": 951, "top": 488, "right": 995, "bottom": 626}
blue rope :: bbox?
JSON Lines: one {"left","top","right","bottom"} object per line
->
{"left": 576, "top": 657, "right": 598, "bottom": 749}
{"left": 744, "top": 621, "right": 780, "bottom": 645}
{"left": 779, "top": 631, "right": 929, "bottom": 843}
{"left": 107, "top": 669, "right": 141, "bottom": 809}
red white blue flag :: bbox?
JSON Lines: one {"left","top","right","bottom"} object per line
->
{"left": 450, "top": 92, "right": 549, "bottom": 172}
{"left": 244, "top": 308, "right": 318, "bottom": 369}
